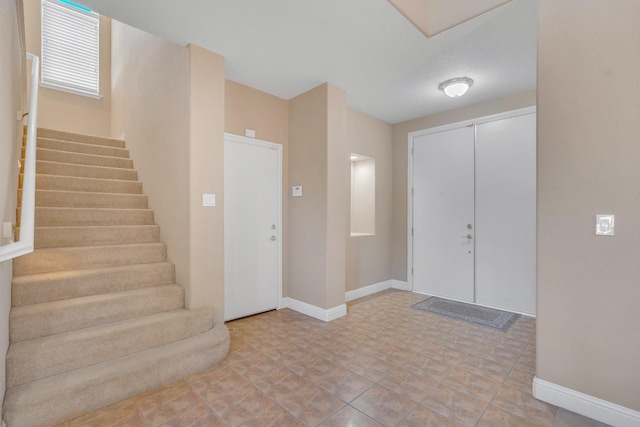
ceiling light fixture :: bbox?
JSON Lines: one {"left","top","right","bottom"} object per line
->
{"left": 439, "top": 77, "right": 473, "bottom": 98}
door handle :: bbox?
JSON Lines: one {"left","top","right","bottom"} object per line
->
{"left": 461, "top": 234, "right": 473, "bottom": 239}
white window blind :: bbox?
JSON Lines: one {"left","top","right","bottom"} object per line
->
{"left": 41, "top": 0, "right": 100, "bottom": 97}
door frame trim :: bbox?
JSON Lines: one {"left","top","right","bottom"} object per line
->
{"left": 223, "top": 132, "right": 284, "bottom": 317}
{"left": 406, "top": 106, "right": 536, "bottom": 292}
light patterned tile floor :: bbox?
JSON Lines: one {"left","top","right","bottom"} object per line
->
{"left": 63, "top": 290, "right": 611, "bottom": 427}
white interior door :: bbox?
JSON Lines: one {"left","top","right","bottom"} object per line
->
{"left": 475, "top": 113, "right": 536, "bottom": 314}
{"left": 224, "top": 136, "right": 281, "bottom": 321}
{"left": 412, "top": 126, "right": 475, "bottom": 302}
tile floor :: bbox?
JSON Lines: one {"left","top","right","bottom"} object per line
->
{"left": 60, "top": 290, "right": 610, "bottom": 427}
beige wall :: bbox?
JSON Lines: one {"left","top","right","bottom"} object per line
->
{"left": 325, "top": 85, "right": 349, "bottom": 308}
{"left": 347, "top": 109, "right": 393, "bottom": 291}
{"left": 111, "top": 25, "right": 227, "bottom": 322}
{"left": 288, "top": 85, "right": 329, "bottom": 307}
{"left": 391, "top": 90, "right": 536, "bottom": 281}
{"left": 23, "top": 0, "right": 111, "bottom": 136}
{"left": 288, "top": 84, "right": 348, "bottom": 309}
{"left": 110, "top": 21, "right": 192, "bottom": 308}
{"left": 0, "top": 0, "right": 25, "bottom": 417}
{"left": 225, "top": 80, "right": 289, "bottom": 145}
{"left": 187, "top": 44, "right": 225, "bottom": 320}
{"left": 537, "top": 0, "right": 640, "bottom": 410}
{"left": 224, "top": 80, "right": 289, "bottom": 296}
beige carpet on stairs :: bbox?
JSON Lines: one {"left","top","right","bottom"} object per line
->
{"left": 3, "top": 128, "right": 229, "bottom": 427}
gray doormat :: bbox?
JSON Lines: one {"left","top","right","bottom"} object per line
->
{"left": 412, "top": 297, "right": 520, "bottom": 332}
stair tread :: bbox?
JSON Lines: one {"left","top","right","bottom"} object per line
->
{"left": 34, "top": 188, "right": 148, "bottom": 197}
{"left": 36, "top": 206, "right": 153, "bottom": 212}
{"left": 7, "top": 307, "right": 215, "bottom": 387}
{"left": 32, "top": 206, "right": 155, "bottom": 227}
{"left": 11, "top": 284, "right": 181, "bottom": 316}
{"left": 37, "top": 147, "right": 133, "bottom": 163}
{"left": 12, "top": 242, "right": 167, "bottom": 276}
{"left": 37, "top": 128, "right": 126, "bottom": 148}
{"left": 31, "top": 224, "right": 160, "bottom": 232}
{"left": 31, "top": 190, "right": 149, "bottom": 209}
{"left": 37, "top": 159, "right": 137, "bottom": 174}
{"left": 12, "top": 261, "right": 172, "bottom": 285}
{"left": 10, "top": 284, "right": 185, "bottom": 342}
{"left": 34, "top": 172, "right": 143, "bottom": 186}
{"left": 10, "top": 308, "right": 210, "bottom": 347}
{"left": 31, "top": 224, "right": 159, "bottom": 248}
{"left": 17, "top": 241, "right": 164, "bottom": 254}
{"left": 36, "top": 148, "right": 133, "bottom": 169}
{"left": 36, "top": 138, "right": 130, "bottom": 158}
{"left": 3, "top": 325, "right": 229, "bottom": 427}
{"left": 12, "top": 262, "right": 175, "bottom": 307}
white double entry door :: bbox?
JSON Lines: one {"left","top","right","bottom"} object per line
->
{"left": 224, "top": 134, "right": 282, "bottom": 321}
{"left": 410, "top": 108, "right": 536, "bottom": 315}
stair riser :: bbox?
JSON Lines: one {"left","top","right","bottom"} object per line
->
{"left": 37, "top": 148, "right": 133, "bottom": 169}
{"left": 10, "top": 285, "right": 185, "bottom": 342}
{"left": 32, "top": 225, "right": 160, "bottom": 249}
{"left": 13, "top": 243, "right": 167, "bottom": 276}
{"left": 36, "top": 138, "right": 130, "bottom": 158}
{"left": 7, "top": 308, "right": 215, "bottom": 387}
{"left": 36, "top": 161, "right": 138, "bottom": 181}
{"left": 33, "top": 208, "right": 154, "bottom": 227}
{"left": 12, "top": 262, "right": 175, "bottom": 306}
{"left": 30, "top": 190, "right": 148, "bottom": 209}
{"left": 34, "top": 174, "right": 143, "bottom": 194}
{"left": 3, "top": 326, "right": 229, "bottom": 427}
{"left": 37, "top": 128, "right": 126, "bottom": 148}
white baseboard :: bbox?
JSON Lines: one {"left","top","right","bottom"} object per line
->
{"left": 391, "top": 280, "right": 410, "bottom": 291}
{"left": 345, "top": 280, "right": 392, "bottom": 302}
{"left": 281, "top": 297, "right": 346, "bottom": 322}
{"left": 533, "top": 376, "right": 640, "bottom": 427}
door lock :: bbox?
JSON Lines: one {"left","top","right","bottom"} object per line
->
{"left": 271, "top": 224, "right": 276, "bottom": 230}
{"left": 467, "top": 224, "right": 473, "bottom": 229}
{"left": 270, "top": 236, "right": 276, "bottom": 241}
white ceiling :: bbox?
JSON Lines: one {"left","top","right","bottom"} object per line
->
{"left": 77, "top": 0, "right": 537, "bottom": 124}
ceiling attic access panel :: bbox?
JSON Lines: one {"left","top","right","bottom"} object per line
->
{"left": 387, "top": 0, "right": 512, "bottom": 37}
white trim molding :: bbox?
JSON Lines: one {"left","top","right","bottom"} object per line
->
{"left": 533, "top": 376, "right": 640, "bottom": 427}
{"left": 392, "top": 280, "right": 411, "bottom": 291}
{"left": 345, "top": 280, "right": 392, "bottom": 302}
{"left": 281, "top": 297, "right": 346, "bottom": 322}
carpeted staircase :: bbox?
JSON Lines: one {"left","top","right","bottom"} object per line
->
{"left": 3, "top": 128, "right": 229, "bottom": 427}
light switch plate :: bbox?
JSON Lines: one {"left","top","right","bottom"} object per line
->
{"left": 596, "top": 214, "right": 614, "bottom": 236}
{"left": 292, "top": 185, "right": 303, "bottom": 198}
{"left": 244, "top": 129, "right": 256, "bottom": 138}
{"left": 202, "top": 193, "right": 216, "bottom": 207}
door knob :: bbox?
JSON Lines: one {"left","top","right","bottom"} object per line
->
{"left": 461, "top": 234, "right": 472, "bottom": 239}
{"left": 467, "top": 224, "right": 473, "bottom": 229}
{"left": 270, "top": 236, "right": 276, "bottom": 241}
{"left": 271, "top": 224, "right": 276, "bottom": 230}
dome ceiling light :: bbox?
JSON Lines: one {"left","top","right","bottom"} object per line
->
{"left": 439, "top": 77, "right": 474, "bottom": 97}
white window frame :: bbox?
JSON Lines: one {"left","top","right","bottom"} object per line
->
{"left": 41, "top": 0, "right": 101, "bottom": 99}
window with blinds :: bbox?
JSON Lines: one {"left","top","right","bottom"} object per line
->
{"left": 41, "top": 0, "right": 100, "bottom": 98}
